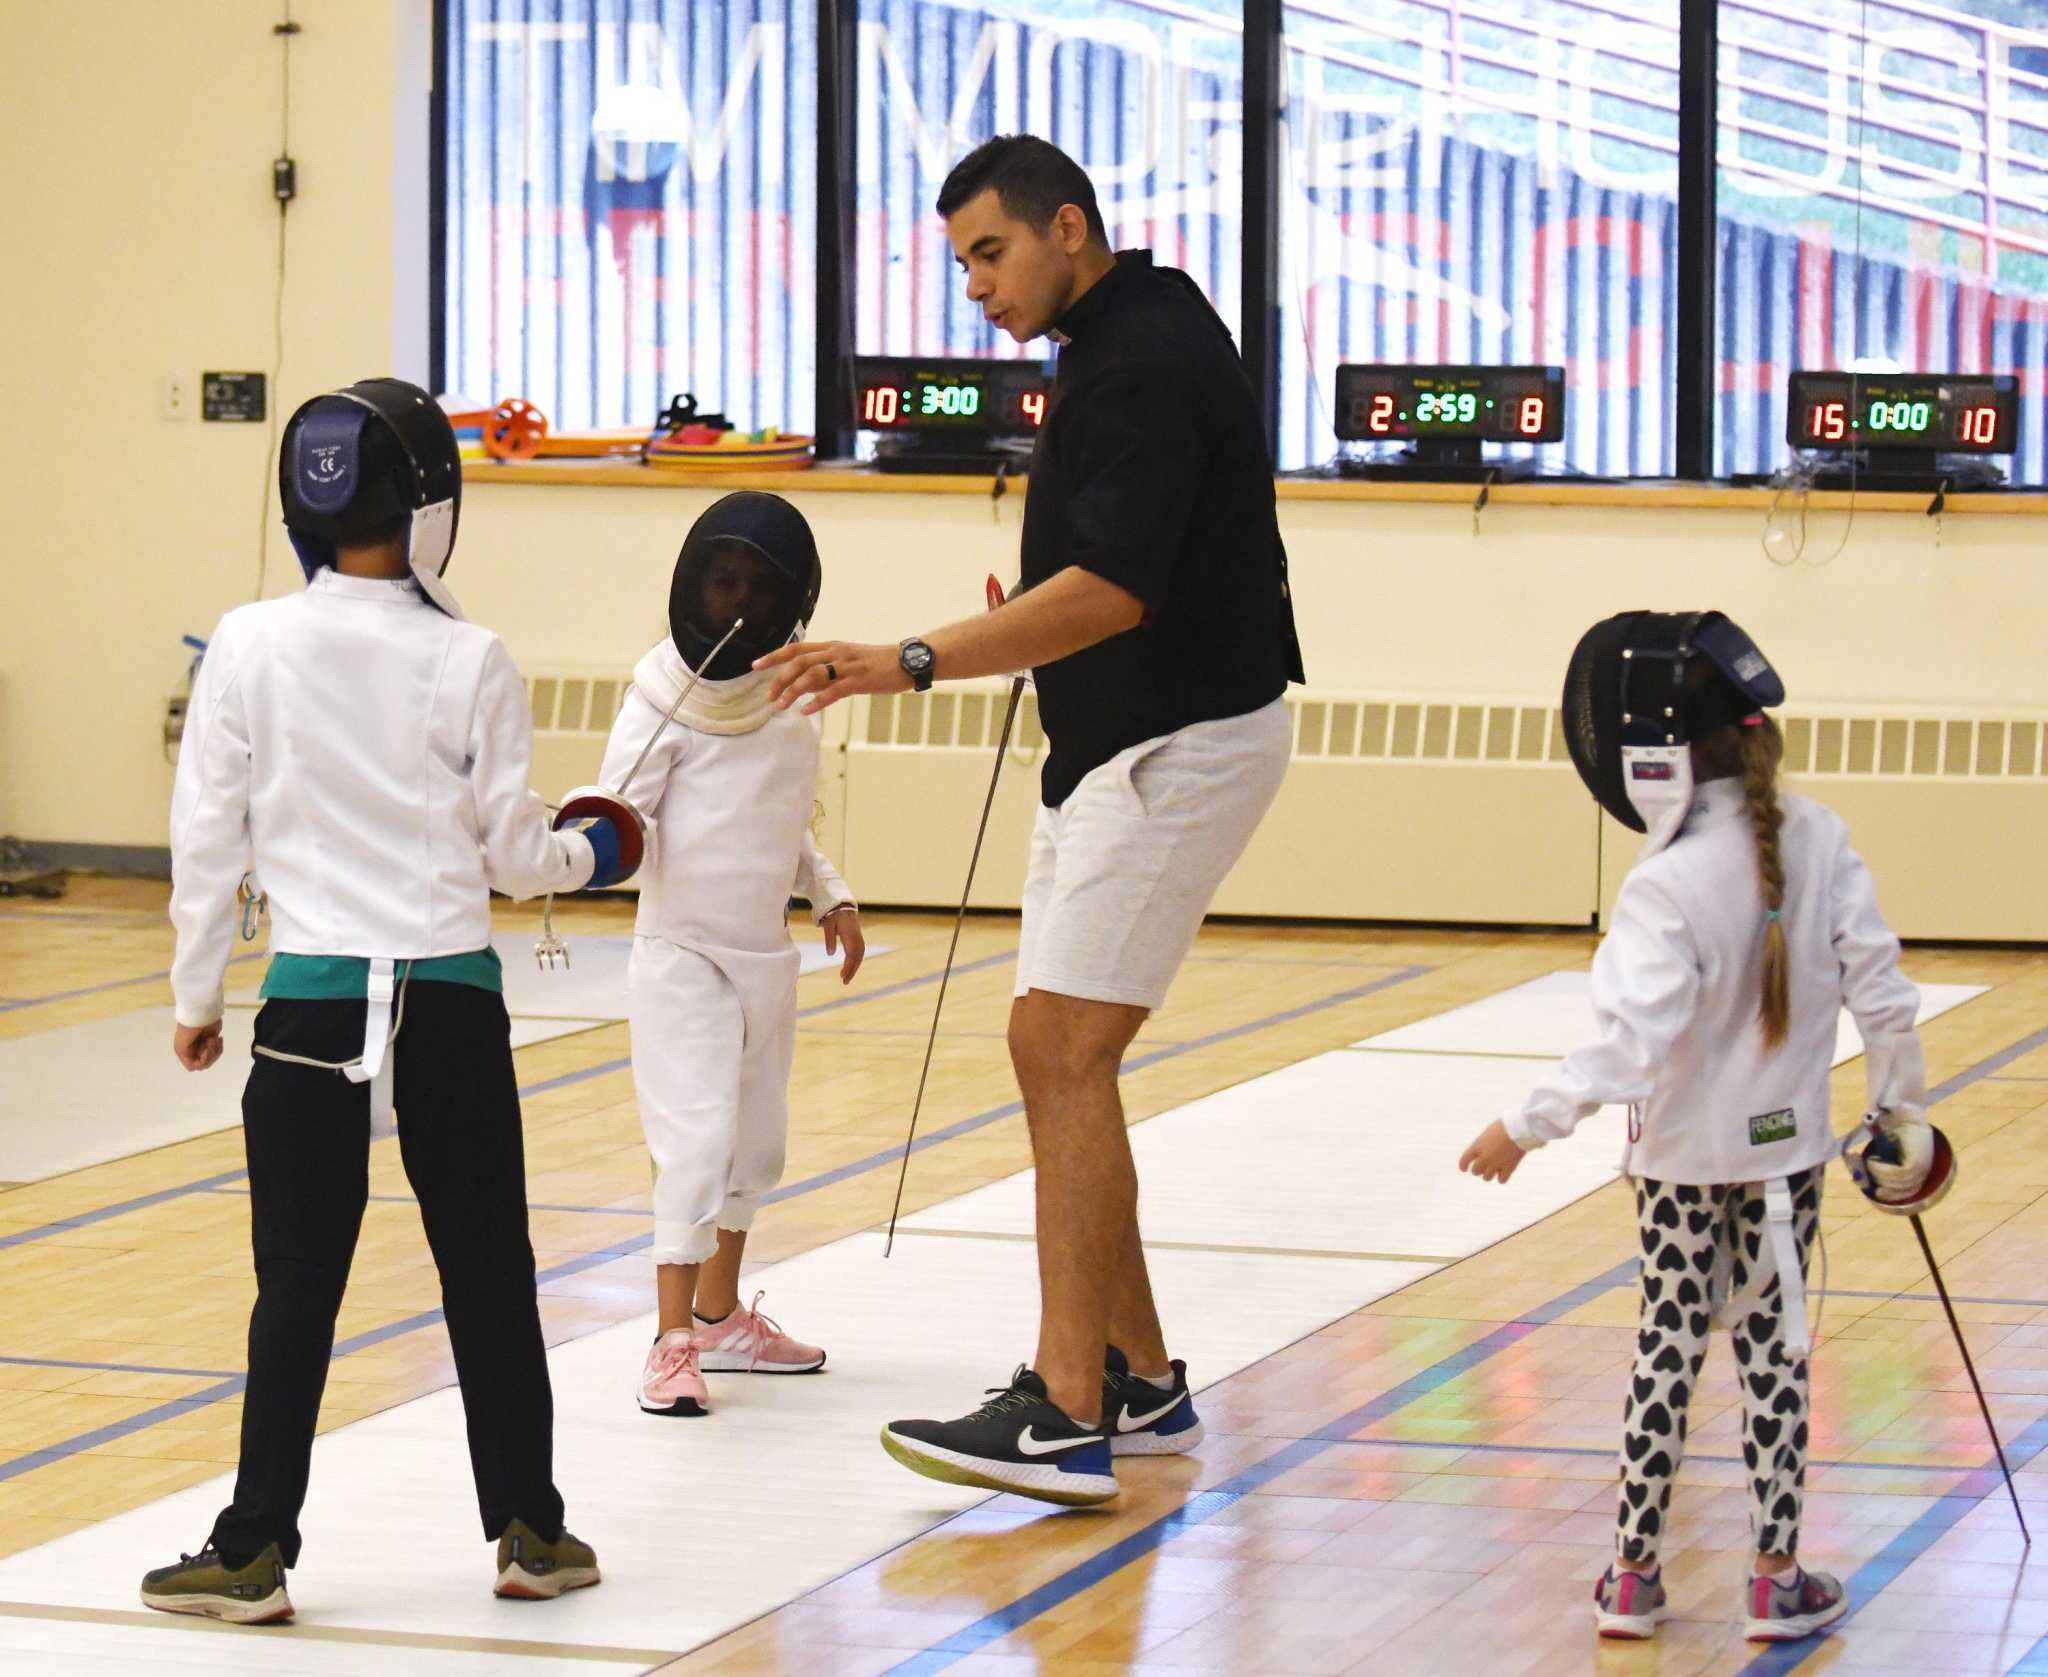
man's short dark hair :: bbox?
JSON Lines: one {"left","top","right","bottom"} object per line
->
{"left": 935, "top": 135, "right": 1108, "bottom": 245}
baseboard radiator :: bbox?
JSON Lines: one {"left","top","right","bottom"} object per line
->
{"left": 527, "top": 674, "right": 2048, "bottom": 941}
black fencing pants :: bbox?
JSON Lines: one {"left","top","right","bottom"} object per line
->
{"left": 209, "top": 982, "right": 564, "bottom": 1568}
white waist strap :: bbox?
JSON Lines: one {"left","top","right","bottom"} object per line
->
{"left": 341, "top": 959, "right": 398, "bottom": 1138}
{"left": 253, "top": 959, "right": 405, "bottom": 1139}
{"left": 1763, "top": 1177, "right": 1809, "bottom": 1360}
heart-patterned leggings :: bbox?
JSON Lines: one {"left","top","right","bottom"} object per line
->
{"left": 1618, "top": 1168, "right": 1823, "bottom": 1568}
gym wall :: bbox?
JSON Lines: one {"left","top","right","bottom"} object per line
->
{"left": 465, "top": 477, "right": 2048, "bottom": 939}
{"left": 4, "top": 3, "right": 2042, "bottom": 937}
{"left": 0, "top": 0, "right": 425, "bottom": 867}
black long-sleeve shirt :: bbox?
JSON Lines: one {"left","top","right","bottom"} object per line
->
{"left": 1019, "top": 251, "right": 1304, "bottom": 808}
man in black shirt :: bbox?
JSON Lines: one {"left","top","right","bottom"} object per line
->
{"left": 760, "top": 135, "right": 1301, "bottom": 1506}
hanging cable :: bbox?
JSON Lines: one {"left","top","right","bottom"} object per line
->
{"left": 254, "top": 2, "right": 298, "bottom": 601}
{"left": 1763, "top": 0, "right": 1870, "bottom": 567}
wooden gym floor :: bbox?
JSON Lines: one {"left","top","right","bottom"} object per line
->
{"left": 2, "top": 878, "right": 2046, "bottom": 1675}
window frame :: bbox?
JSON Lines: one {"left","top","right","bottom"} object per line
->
{"left": 428, "top": 0, "right": 2044, "bottom": 487}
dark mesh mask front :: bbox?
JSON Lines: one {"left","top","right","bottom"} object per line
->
{"left": 676, "top": 543, "right": 799, "bottom": 669}
{"left": 667, "top": 492, "right": 822, "bottom": 680}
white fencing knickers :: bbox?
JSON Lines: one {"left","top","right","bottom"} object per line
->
{"left": 628, "top": 936, "right": 800, "bottom": 1266}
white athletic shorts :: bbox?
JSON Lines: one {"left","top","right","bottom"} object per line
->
{"left": 1014, "top": 697, "right": 1291, "bottom": 1012}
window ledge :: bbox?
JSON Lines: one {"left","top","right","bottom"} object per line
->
{"left": 464, "top": 457, "right": 2048, "bottom": 514}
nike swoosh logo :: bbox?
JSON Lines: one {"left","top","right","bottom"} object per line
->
{"left": 1016, "top": 1426, "right": 1101, "bottom": 1457}
{"left": 1117, "top": 1392, "right": 1186, "bottom": 1432}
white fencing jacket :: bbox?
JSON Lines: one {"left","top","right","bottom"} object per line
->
{"left": 599, "top": 679, "right": 853, "bottom": 962}
{"left": 1504, "top": 779, "right": 1926, "bottom": 1186}
{"left": 169, "top": 570, "right": 597, "bottom": 1027}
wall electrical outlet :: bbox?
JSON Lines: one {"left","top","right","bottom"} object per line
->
{"left": 160, "top": 375, "right": 189, "bottom": 420}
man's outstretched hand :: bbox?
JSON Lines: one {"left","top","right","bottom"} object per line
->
{"left": 756, "top": 641, "right": 911, "bottom": 715}
{"left": 755, "top": 566, "right": 1145, "bottom": 715}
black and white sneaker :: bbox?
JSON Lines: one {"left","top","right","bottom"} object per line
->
{"left": 881, "top": 1367, "right": 1117, "bottom": 1506}
{"left": 1102, "top": 1345, "right": 1205, "bottom": 1456}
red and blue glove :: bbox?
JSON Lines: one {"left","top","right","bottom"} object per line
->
{"left": 552, "top": 786, "right": 647, "bottom": 889}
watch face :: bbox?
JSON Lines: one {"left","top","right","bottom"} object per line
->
{"left": 903, "top": 641, "right": 932, "bottom": 672}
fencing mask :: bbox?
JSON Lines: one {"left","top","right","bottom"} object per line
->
{"left": 281, "top": 378, "right": 463, "bottom": 617}
{"left": 1562, "top": 610, "right": 1785, "bottom": 858}
{"left": 668, "top": 492, "right": 821, "bottom": 681}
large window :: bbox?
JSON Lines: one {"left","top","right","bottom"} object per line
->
{"left": 442, "top": 2, "right": 817, "bottom": 435}
{"left": 1277, "top": 1, "right": 1682, "bottom": 475}
{"left": 852, "top": 0, "right": 1243, "bottom": 363}
{"left": 436, "top": 0, "right": 2048, "bottom": 480}
{"left": 1717, "top": 0, "right": 2048, "bottom": 480}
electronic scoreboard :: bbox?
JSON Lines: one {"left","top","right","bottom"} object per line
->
{"left": 1330, "top": 364, "right": 1566, "bottom": 480}
{"left": 1785, "top": 370, "right": 2016, "bottom": 488}
{"left": 853, "top": 356, "right": 1051, "bottom": 474}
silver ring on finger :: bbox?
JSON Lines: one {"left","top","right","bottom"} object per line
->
{"left": 825, "top": 662, "right": 838, "bottom": 683}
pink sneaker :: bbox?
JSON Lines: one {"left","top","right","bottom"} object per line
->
{"left": 693, "top": 1291, "right": 825, "bottom": 1373}
{"left": 636, "top": 1329, "right": 708, "bottom": 1416}
{"left": 1745, "top": 1567, "right": 1847, "bottom": 1642}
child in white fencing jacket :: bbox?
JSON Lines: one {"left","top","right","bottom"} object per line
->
{"left": 151, "top": 380, "right": 620, "bottom": 1624}
{"left": 607, "top": 493, "right": 863, "bottom": 1419}
{"left": 1460, "top": 611, "right": 1934, "bottom": 1646}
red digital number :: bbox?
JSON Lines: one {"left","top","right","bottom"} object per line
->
{"left": 1021, "top": 391, "right": 1046, "bottom": 427}
{"left": 864, "top": 385, "right": 899, "bottom": 426}
{"left": 1517, "top": 395, "right": 1545, "bottom": 436}
{"left": 1808, "top": 400, "right": 1847, "bottom": 442}
{"left": 1369, "top": 393, "right": 1395, "bottom": 434}
{"left": 1960, "top": 404, "right": 1998, "bottom": 445}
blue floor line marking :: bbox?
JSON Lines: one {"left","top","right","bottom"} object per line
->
{"left": 0, "top": 965, "right": 1428, "bottom": 1488}
{"left": 1817, "top": 1288, "right": 2048, "bottom": 1310}
{"left": 0, "top": 1230, "right": 675, "bottom": 1491}
{"left": 497, "top": 950, "right": 1021, "bottom": 1103}
{"left": 1723, "top": 1028, "right": 2048, "bottom": 1677}
{"left": 0, "top": 1355, "right": 242, "bottom": 1380}
{"left": 0, "top": 1380, "right": 248, "bottom": 1484}
{"left": 1330, "top": 1432, "right": 2010, "bottom": 1486}
{"left": 0, "top": 1170, "right": 255, "bottom": 1254}
{"left": 763, "top": 966, "right": 1431, "bottom": 1210}
{"left": 796, "top": 949, "right": 1018, "bottom": 1019}
{"left": 201, "top": 1186, "right": 655, "bottom": 1219}
{"left": 880, "top": 1012, "right": 2048, "bottom": 1676}
{"left": 0, "top": 949, "right": 1016, "bottom": 1251}
{"left": 0, "top": 951, "right": 266, "bottom": 1015}
{"left": 1732, "top": 1408, "right": 2048, "bottom": 1677}
{"left": 881, "top": 1260, "right": 1643, "bottom": 1676}
{"left": 1927, "top": 1023, "right": 2048, "bottom": 1101}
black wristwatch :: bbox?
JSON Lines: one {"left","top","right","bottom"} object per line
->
{"left": 898, "top": 637, "right": 936, "bottom": 693}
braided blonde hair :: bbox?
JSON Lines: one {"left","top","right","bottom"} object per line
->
{"left": 1697, "top": 714, "right": 1789, "bottom": 1049}
{"left": 1740, "top": 719, "right": 1790, "bottom": 1048}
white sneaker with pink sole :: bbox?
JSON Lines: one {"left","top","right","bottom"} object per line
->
{"left": 693, "top": 1291, "right": 826, "bottom": 1374}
